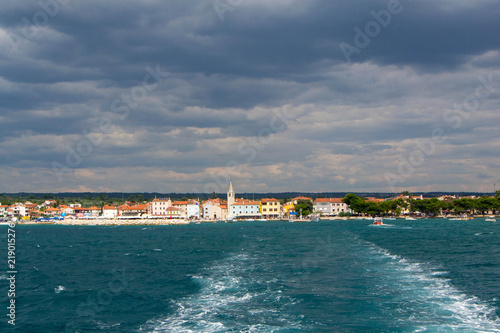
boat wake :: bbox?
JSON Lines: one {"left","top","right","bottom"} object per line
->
{"left": 368, "top": 223, "right": 395, "bottom": 228}
{"left": 362, "top": 242, "right": 500, "bottom": 332}
{"left": 139, "top": 250, "right": 307, "bottom": 332}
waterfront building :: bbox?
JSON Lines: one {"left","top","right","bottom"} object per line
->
{"left": 313, "top": 198, "right": 352, "bottom": 216}
{"left": 202, "top": 198, "right": 227, "bottom": 220}
{"left": 282, "top": 201, "right": 295, "bottom": 216}
{"left": 9, "top": 203, "right": 28, "bottom": 217}
{"left": 150, "top": 198, "right": 172, "bottom": 216}
{"left": 172, "top": 200, "right": 188, "bottom": 213}
{"left": 43, "top": 207, "right": 61, "bottom": 217}
{"left": 164, "top": 206, "right": 185, "bottom": 219}
{"left": 102, "top": 205, "right": 118, "bottom": 219}
{"left": 230, "top": 200, "right": 261, "bottom": 218}
{"left": 74, "top": 206, "right": 101, "bottom": 218}
{"left": 261, "top": 198, "right": 281, "bottom": 219}
{"left": 60, "top": 205, "right": 75, "bottom": 216}
{"left": 119, "top": 204, "right": 148, "bottom": 217}
{"left": 226, "top": 183, "right": 261, "bottom": 219}
{"left": 186, "top": 199, "right": 201, "bottom": 219}
{"left": 0, "top": 205, "right": 8, "bottom": 216}
{"left": 291, "top": 196, "right": 313, "bottom": 204}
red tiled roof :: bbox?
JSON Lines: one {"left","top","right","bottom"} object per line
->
{"left": 261, "top": 198, "right": 279, "bottom": 203}
{"left": 120, "top": 204, "right": 148, "bottom": 211}
{"left": 366, "top": 197, "right": 385, "bottom": 203}
{"left": 202, "top": 198, "right": 223, "bottom": 205}
{"left": 153, "top": 198, "right": 170, "bottom": 202}
{"left": 292, "top": 196, "right": 313, "bottom": 201}
{"left": 315, "top": 198, "right": 343, "bottom": 203}
{"left": 232, "top": 200, "right": 260, "bottom": 205}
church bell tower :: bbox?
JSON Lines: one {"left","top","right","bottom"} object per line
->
{"left": 227, "top": 182, "right": 235, "bottom": 206}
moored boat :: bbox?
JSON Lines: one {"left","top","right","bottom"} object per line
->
{"left": 309, "top": 214, "right": 320, "bottom": 222}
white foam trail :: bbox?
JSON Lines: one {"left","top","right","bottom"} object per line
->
{"left": 139, "top": 251, "right": 305, "bottom": 333}
{"left": 367, "top": 244, "right": 500, "bottom": 332}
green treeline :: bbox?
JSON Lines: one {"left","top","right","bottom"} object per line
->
{"left": 342, "top": 191, "right": 500, "bottom": 216}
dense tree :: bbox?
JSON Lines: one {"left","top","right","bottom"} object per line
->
{"left": 411, "top": 198, "right": 442, "bottom": 216}
{"left": 453, "top": 198, "right": 476, "bottom": 214}
{"left": 476, "top": 196, "right": 496, "bottom": 215}
{"left": 365, "top": 201, "right": 383, "bottom": 216}
{"left": 402, "top": 191, "right": 411, "bottom": 197}
{"left": 342, "top": 193, "right": 366, "bottom": 213}
{"left": 98, "top": 193, "right": 110, "bottom": 202}
{"left": 294, "top": 199, "right": 313, "bottom": 217}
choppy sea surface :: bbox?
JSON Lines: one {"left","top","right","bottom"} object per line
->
{"left": 1, "top": 219, "right": 499, "bottom": 332}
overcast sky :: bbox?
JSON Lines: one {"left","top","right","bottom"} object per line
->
{"left": 1, "top": 0, "right": 499, "bottom": 194}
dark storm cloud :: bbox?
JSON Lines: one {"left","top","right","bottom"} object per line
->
{"left": 0, "top": 0, "right": 499, "bottom": 192}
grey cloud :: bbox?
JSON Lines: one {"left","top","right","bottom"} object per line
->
{"left": 0, "top": 0, "right": 499, "bottom": 192}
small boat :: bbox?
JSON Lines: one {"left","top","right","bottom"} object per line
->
{"left": 485, "top": 217, "right": 497, "bottom": 222}
{"left": 405, "top": 217, "right": 416, "bottom": 221}
{"left": 373, "top": 217, "right": 383, "bottom": 225}
{"left": 309, "top": 214, "right": 320, "bottom": 222}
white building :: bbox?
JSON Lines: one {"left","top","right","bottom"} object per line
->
{"left": 10, "top": 203, "right": 28, "bottom": 217}
{"left": 186, "top": 200, "right": 200, "bottom": 219}
{"left": 150, "top": 198, "right": 172, "bottom": 216}
{"left": 102, "top": 205, "right": 118, "bottom": 219}
{"left": 313, "top": 198, "right": 352, "bottom": 216}
{"left": 0, "top": 205, "right": 8, "bottom": 216}
{"left": 202, "top": 198, "right": 227, "bottom": 220}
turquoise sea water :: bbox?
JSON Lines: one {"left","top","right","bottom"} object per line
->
{"left": 1, "top": 219, "right": 499, "bottom": 332}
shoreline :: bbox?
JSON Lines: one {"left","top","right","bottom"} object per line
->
{"left": 1, "top": 215, "right": 497, "bottom": 226}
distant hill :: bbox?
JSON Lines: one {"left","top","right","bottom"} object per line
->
{"left": 2, "top": 191, "right": 494, "bottom": 201}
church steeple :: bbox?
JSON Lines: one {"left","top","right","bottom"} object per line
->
{"left": 227, "top": 182, "right": 235, "bottom": 206}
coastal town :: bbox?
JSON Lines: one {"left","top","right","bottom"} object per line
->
{"left": 1, "top": 183, "right": 499, "bottom": 225}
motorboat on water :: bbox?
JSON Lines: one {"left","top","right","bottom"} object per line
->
{"left": 485, "top": 217, "right": 497, "bottom": 222}
{"left": 405, "top": 217, "right": 417, "bottom": 221}
{"left": 373, "top": 217, "right": 383, "bottom": 225}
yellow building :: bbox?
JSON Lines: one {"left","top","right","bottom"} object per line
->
{"left": 282, "top": 202, "right": 295, "bottom": 217}
{"left": 260, "top": 198, "right": 281, "bottom": 219}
